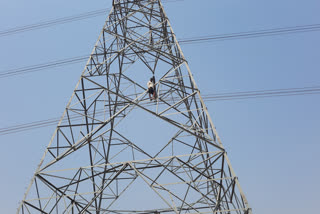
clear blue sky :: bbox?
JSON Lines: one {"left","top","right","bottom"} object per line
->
{"left": 0, "top": 0, "right": 319, "bottom": 213}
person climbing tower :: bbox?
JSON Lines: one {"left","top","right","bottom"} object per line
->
{"left": 147, "top": 76, "right": 156, "bottom": 101}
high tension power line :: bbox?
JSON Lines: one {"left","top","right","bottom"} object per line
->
{"left": 1, "top": 23, "right": 319, "bottom": 79}
{"left": 180, "top": 24, "right": 320, "bottom": 44}
{"left": 2, "top": 86, "right": 319, "bottom": 136}
{"left": 0, "top": 0, "right": 183, "bottom": 37}
{"left": 0, "top": 9, "right": 107, "bottom": 37}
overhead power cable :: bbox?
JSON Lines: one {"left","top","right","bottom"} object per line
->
{"left": 0, "top": 9, "right": 107, "bottom": 37}
{"left": 179, "top": 24, "right": 320, "bottom": 44}
{"left": 1, "top": 86, "right": 319, "bottom": 136}
{"left": 0, "top": 0, "right": 183, "bottom": 37}
{"left": 1, "top": 24, "right": 320, "bottom": 79}
{"left": 0, "top": 56, "right": 88, "bottom": 78}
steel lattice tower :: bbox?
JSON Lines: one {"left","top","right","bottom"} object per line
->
{"left": 18, "top": 0, "right": 251, "bottom": 213}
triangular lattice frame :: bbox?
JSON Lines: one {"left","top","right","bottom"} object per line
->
{"left": 18, "top": 1, "right": 251, "bottom": 213}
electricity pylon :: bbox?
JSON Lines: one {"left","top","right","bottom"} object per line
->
{"left": 18, "top": 0, "right": 251, "bottom": 213}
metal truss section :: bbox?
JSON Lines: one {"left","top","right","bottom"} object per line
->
{"left": 18, "top": 0, "right": 251, "bottom": 213}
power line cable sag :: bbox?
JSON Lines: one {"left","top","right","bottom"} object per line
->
{"left": 0, "top": 9, "right": 107, "bottom": 37}
{"left": 0, "top": 0, "right": 183, "bottom": 37}
{"left": 180, "top": 24, "right": 320, "bottom": 44}
{"left": 0, "top": 56, "right": 88, "bottom": 78}
{"left": 1, "top": 86, "right": 319, "bottom": 136}
{"left": 1, "top": 24, "right": 320, "bottom": 79}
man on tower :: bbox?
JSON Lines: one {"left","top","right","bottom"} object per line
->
{"left": 147, "top": 76, "right": 156, "bottom": 101}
